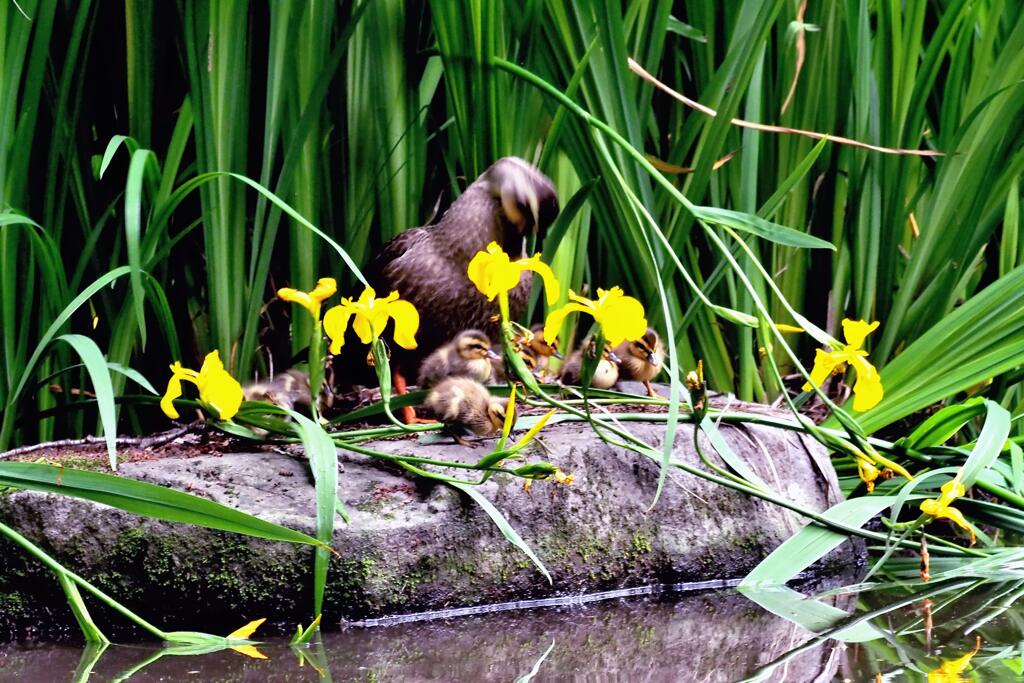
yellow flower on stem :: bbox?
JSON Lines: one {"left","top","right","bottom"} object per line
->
{"left": 857, "top": 458, "right": 881, "bottom": 493}
{"left": 928, "top": 637, "right": 980, "bottom": 682}
{"left": 323, "top": 286, "right": 420, "bottom": 354}
{"left": 920, "top": 478, "right": 976, "bottom": 544}
{"left": 543, "top": 286, "right": 647, "bottom": 348}
{"left": 277, "top": 277, "right": 337, "bottom": 320}
{"left": 160, "top": 350, "right": 243, "bottom": 420}
{"left": 467, "top": 241, "right": 560, "bottom": 318}
{"left": 802, "top": 319, "right": 884, "bottom": 412}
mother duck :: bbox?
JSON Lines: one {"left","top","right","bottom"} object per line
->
{"left": 363, "top": 157, "right": 559, "bottom": 415}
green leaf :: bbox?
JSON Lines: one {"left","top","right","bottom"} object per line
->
{"left": 56, "top": 334, "right": 119, "bottom": 470}
{"left": 107, "top": 362, "right": 158, "bottom": 395}
{"left": 0, "top": 462, "right": 323, "bottom": 547}
{"left": 739, "top": 586, "right": 882, "bottom": 642}
{"left": 289, "top": 614, "right": 322, "bottom": 645}
{"left": 740, "top": 496, "right": 897, "bottom": 586}
{"left": 691, "top": 205, "right": 836, "bottom": 250}
{"left": 903, "top": 398, "right": 986, "bottom": 450}
{"left": 57, "top": 572, "right": 109, "bottom": 645}
{"left": 699, "top": 415, "right": 771, "bottom": 491}
{"left": 960, "top": 400, "right": 1011, "bottom": 489}
{"left": 515, "top": 639, "right": 556, "bottom": 683}
{"left": 666, "top": 16, "right": 706, "bottom": 42}
{"left": 449, "top": 481, "right": 552, "bottom": 584}
{"left": 124, "top": 148, "right": 156, "bottom": 348}
{"left": 285, "top": 410, "right": 340, "bottom": 617}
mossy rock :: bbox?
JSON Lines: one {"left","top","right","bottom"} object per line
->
{"left": 0, "top": 397, "right": 858, "bottom": 640}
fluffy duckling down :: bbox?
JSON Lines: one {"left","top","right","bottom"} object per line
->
{"left": 613, "top": 327, "right": 665, "bottom": 397}
{"left": 417, "top": 329, "right": 500, "bottom": 388}
{"left": 560, "top": 341, "right": 621, "bottom": 389}
{"left": 491, "top": 324, "right": 562, "bottom": 381}
{"left": 243, "top": 369, "right": 313, "bottom": 411}
{"left": 425, "top": 377, "right": 508, "bottom": 446}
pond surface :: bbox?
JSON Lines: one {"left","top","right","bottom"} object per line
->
{"left": 1, "top": 579, "right": 1021, "bottom": 682}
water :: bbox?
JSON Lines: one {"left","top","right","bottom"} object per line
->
{"left": 1, "top": 580, "right": 1022, "bottom": 681}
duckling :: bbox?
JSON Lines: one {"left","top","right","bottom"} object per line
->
{"left": 613, "top": 328, "right": 665, "bottom": 398}
{"left": 559, "top": 342, "right": 621, "bottom": 389}
{"left": 243, "top": 369, "right": 313, "bottom": 412}
{"left": 425, "top": 377, "right": 508, "bottom": 446}
{"left": 491, "top": 324, "right": 563, "bottom": 381}
{"left": 243, "top": 362, "right": 339, "bottom": 415}
{"left": 359, "top": 158, "right": 560, "bottom": 420}
{"left": 519, "top": 324, "right": 561, "bottom": 377}
{"left": 417, "top": 329, "right": 500, "bottom": 388}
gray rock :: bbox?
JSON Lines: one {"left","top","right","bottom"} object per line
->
{"left": 0, "top": 400, "right": 859, "bottom": 639}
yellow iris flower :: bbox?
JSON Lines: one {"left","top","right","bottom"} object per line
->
{"left": 160, "top": 350, "right": 243, "bottom": 420}
{"left": 928, "top": 637, "right": 980, "bottom": 682}
{"left": 323, "top": 286, "right": 419, "bottom": 354}
{"left": 857, "top": 458, "right": 880, "bottom": 493}
{"left": 920, "top": 478, "right": 976, "bottom": 544}
{"left": 543, "top": 286, "right": 647, "bottom": 348}
{"left": 802, "top": 319, "right": 884, "bottom": 411}
{"left": 466, "top": 241, "right": 561, "bottom": 316}
{"left": 277, "top": 277, "right": 337, "bottom": 320}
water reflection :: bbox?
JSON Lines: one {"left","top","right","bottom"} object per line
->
{"left": 1, "top": 580, "right": 1022, "bottom": 681}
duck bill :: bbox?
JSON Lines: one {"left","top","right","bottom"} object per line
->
{"left": 647, "top": 353, "right": 660, "bottom": 365}
{"left": 607, "top": 351, "right": 622, "bottom": 364}
{"left": 487, "top": 349, "right": 502, "bottom": 361}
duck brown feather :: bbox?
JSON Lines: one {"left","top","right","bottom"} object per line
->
{"left": 560, "top": 350, "right": 620, "bottom": 389}
{"left": 613, "top": 328, "right": 664, "bottom": 383}
{"left": 425, "top": 377, "right": 507, "bottom": 441}
{"left": 361, "top": 158, "right": 558, "bottom": 379}
{"left": 416, "top": 330, "right": 496, "bottom": 387}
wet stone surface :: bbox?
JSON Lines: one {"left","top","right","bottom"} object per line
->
{"left": 0, "top": 396, "right": 859, "bottom": 641}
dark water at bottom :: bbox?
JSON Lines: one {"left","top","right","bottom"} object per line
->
{"left": 1, "top": 580, "right": 1021, "bottom": 681}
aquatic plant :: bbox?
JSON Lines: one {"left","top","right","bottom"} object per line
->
{"left": 1, "top": 0, "right": 1024, "bottom": 650}
{"left": 160, "top": 350, "right": 243, "bottom": 421}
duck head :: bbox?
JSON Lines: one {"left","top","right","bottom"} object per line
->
{"left": 485, "top": 158, "right": 559, "bottom": 253}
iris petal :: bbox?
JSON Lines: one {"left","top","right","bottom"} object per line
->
{"left": 466, "top": 252, "right": 492, "bottom": 299}
{"left": 352, "top": 313, "right": 374, "bottom": 345}
{"left": 160, "top": 354, "right": 240, "bottom": 421}
{"left": 227, "top": 618, "right": 266, "bottom": 640}
{"left": 387, "top": 299, "right": 420, "bottom": 350}
{"left": 160, "top": 373, "right": 185, "bottom": 419}
{"left": 202, "top": 371, "right": 243, "bottom": 420}
{"left": 523, "top": 255, "right": 562, "bottom": 305}
{"left": 802, "top": 349, "right": 840, "bottom": 392}
{"left": 841, "top": 319, "right": 879, "bottom": 349}
{"left": 309, "top": 278, "right": 337, "bottom": 303}
{"left": 543, "top": 303, "right": 589, "bottom": 346}
{"left": 196, "top": 351, "right": 242, "bottom": 420}
{"left": 323, "top": 305, "right": 353, "bottom": 354}
{"left": 597, "top": 291, "right": 647, "bottom": 346}
{"left": 850, "top": 359, "right": 884, "bottom": 411}
{"left": 277, "top": 288, "right": 313, "bottom": 313}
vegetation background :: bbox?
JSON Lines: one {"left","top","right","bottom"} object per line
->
{"left": 2, "top": 0, "right": 1023, "bottom": 455}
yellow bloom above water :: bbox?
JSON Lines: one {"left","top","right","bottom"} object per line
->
{"left": 920, "top": 478, "right": 976, "bottom": 544}
{"left": 544, "top": 286, "right": 647, "bottom": 348}
{"left": 323, "top": 286, "right": 419, "bottom": 354}
{"left": 160, "top": 350, "right": 243, "bottom": 421}
{"left": 467, "top": 241, "right": 561, "bottom": 312}
{"left": 277, "top": 277, "right": 337, "bottom": 320}
{"left": 802, "top": 319, "right": 884, "bottom": 412}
